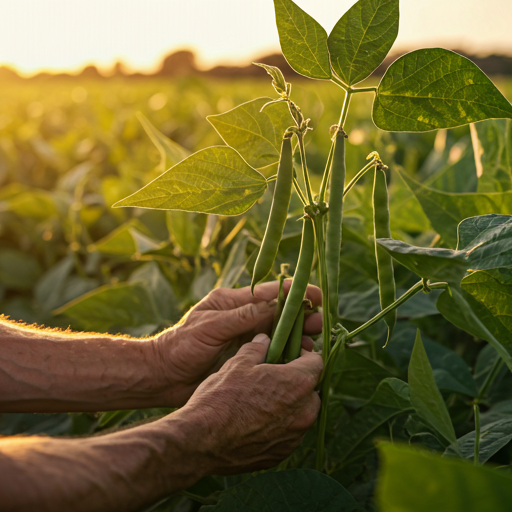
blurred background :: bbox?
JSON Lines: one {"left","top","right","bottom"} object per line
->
{"left": 0, "top": 0, "right": 511, "bottom": 443}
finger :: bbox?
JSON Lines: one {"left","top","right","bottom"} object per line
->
{"left": 286, "top": 350, "right": 323, "bottom": 384}
{"left": 234, "top": 333, "right": 270, "bottom": 365}
{"left": 281, "top": 280, "right": 322, "bottom": 308}
{"left": 304, "top": 312, "right": 322, "bottom": 335}
{"left": 301, "top": 336, "right": 314, "bottom": 352}
{"left": 213, "top": 300, "right": 276, "bottom": 340}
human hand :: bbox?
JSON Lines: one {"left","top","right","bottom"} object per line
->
{"left": 154, "top": 281, "right": 322, "bottom": 406}
{"left": 175, "top": 333, "right": 323, "bottom": 475}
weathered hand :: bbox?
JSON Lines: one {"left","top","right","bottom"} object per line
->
{"left": 155, "top": 281, "right": 322, "bottom": 406}
{"left": 175, "top": 333, "right": 323, "bottom": 475}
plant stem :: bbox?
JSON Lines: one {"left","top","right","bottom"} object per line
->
{"left": 297, "top": 134, "right": 314, "bottom": 205}
{"left": 330, "top": 75, "right": 349, "bottom": 91}
{"left": 473, "top": 403, "right": 481, "bottom": 466}
{"left": 352, "top": 86, "right": 377, "bottom": 94}
{"left": 346, "top": 280, "right": 425, "bottom": 341}
{"left": 318, "top": 142, "right": 335, "bottom": 204}
{"left": 477, "top": 355, "right": 504, "bottom": 401}
{"left": 293, "top": 176, "right": 307, "bottom": 205}
{"left": 343, "top": 160, "right": 375, "bottom": 197}
{"left": 338, "top": 90, "right": 353, "bottom": 130}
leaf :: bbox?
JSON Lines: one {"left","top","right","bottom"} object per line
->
{"left": 328, "top": 0, "right": 399, "bottom": 86}
{"left": 331, "top": 378, "right": 412, "bottom": 463}
{"left": 461, "top": 267, "right": 512, "bottom": 341}
{"left": 215, "top": 236, "right": 249, "bottom": 289}
{"left": 0, "top": 249, "right": 42, "bottom": 291}
{"left": 376, "top": 238, "right": 467, "bottom": 282}
{"left": 377, "top": 443, "right": 512, "bottom": 512}
{"left": 445, "top": 418, "right": 512, "bottom": 464}
{"left": 399, "top": 168, "right": 512, "bottom": 247}
{"left": 54, "top": 282, "right": 158, "bottom": 332}
{"left": 7, "top": 189, "right": 59, "bottom": 220}
{"left": 207, "top": 98, "right": 293, "bottom": 170}
{"left": 408, "top": 330, "right": 456, "bottom": 445}
{"left": 470, "top": 119, "right": 512, "bottom": 193}
{"left": 113, "top": 146, "right": 267, "bottom": 216}
{"left": 206, "top": 469, "right": 356, "bottom": 511}
{"left": 437, "top": 284, "right": 512, "bottom": 372}
{"left": 273, "top": 0, "right": 332, "bottom": 80}
{"left": 167, "top": 210, "right": 207, "bottom": 255}
{"left": 34, "top": 256, "right": 74, "bottom": 314}
{"left": 458, "top": 215, "right": 512, "bottom": 270}
{"left": 373, "top": 48, "right": 512, "bottom": 132}
{"left": 137, "top": 112, "right": 190, "bottom": 172}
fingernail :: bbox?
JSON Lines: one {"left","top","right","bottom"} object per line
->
{"left": 252, "top": 333, "right": 270, "bottom": 343}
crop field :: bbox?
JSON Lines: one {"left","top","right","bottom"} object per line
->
{"left": 1, "top": 67, "right": 512, "bottom": 511}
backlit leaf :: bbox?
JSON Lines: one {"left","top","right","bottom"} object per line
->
{"left": 273, "top": 0, "right": 332, "bottom": 80}
{"left": 373, "top": 49, "right": 512, "bottom": 132}
{"left": 328, "top": 0, "right": 399, "bottom": 86}
{"left": 113, "top": 146, "right": 267, "bottom": 216}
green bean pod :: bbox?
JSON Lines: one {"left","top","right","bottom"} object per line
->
{"left": 325, "top": 132, "right": 346, "bottom": 323}
{"left": 266, "top": 218, "right": 315, "bottom": 364}
{"left": 251, "top": 135, "right": 294, "bottom": 293}
{"left": 372, "top": 168, "right": 396, "bottom": 346}
{"left": 284, "top": 301, "right": 306, "bottom": 363}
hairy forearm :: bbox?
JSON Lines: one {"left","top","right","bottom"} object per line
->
{"left": 0, "top": 317, "right": 179, "bottom": 412}
{"left": 0, "top": 410, "right": 208, "bottom": 512}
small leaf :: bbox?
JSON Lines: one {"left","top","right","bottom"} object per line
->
{"left": 253, "top": 62, "right": 290, "bottom": 96}
{"left": 137, "top": 112, "right": 190, "bottom": 172}
{"left": 373, "top": 48, "right": 512, "bottom": 132}
{"left": 399, "top": 168, "right": 512, "bottom": 247}
{"left": 167, "top": 210, "right": 207, "bottom": 255}
{"left": 207, "top": 469, "right": 356, "bottom": 511}
{"left": 215, "top": 236, "right": 249, "bottom": 289}
{"left": 445, "top": 418, "right": 512, "bottom": 464}
{"left": 377, "top": 443, "right": 512, "bottom": 512}
{"left": 273, "top": 0, "right": 332, "bottom": 80}
{"left": 0, "top": 249, "right": 42, "bottom": 291}
{"left": 34, "top": 257, "right": 74, "bottom": 314}
{"left": 408, "top": 330, "right": 457, "bottom": 445}
{"left": 114, "top": 146, "right": 267, "bottom": 216}
{"left": 207, "top": 98, "right": 293, "bottom": 170}
{"left": 376, "top": 238, "right": 467, "bottom": 283}
{"left": 328, "top": 0, "right": 399, "bottom": 86}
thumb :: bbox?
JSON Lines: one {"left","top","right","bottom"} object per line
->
{"left": 215, "top": 301, "right": 275, "bottom": 339}
{"left": 234, "top": 333, "right": 271, "bottom": 365}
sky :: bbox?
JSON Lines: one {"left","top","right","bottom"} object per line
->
{"left": 0, "top": 0, "right": 511, "bottom": 76}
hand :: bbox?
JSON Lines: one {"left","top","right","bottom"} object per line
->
{"left": 175, "top": 333, "right": 323, "bottom": 475}
{"left": 155, "top": 281, "right": 322, "bottom": 406}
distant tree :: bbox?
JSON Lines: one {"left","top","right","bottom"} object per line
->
{"left": 80, "top": 65, "right": 103, "bottom": 79}
{"left": 157, "top": 50, "right": 196, "bottom": 77}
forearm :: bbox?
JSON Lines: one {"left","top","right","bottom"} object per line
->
{"left": 0, "top": 317, "right": 180, "bottom": 412}
{"left": 0, "top": 410, "right": 208, "bottom": 512}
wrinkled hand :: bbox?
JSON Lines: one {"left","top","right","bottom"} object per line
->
{"left": 155, "top": 281, "right": 322, "bottom": 406}
{"left": 176, "top": 333, "right": 323, "bottom": 474}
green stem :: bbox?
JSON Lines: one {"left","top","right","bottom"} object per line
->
{"left": 346, "top": 280, "right": 425, "bottom": 341}
{"left": 338, "top": 91, "right": 353, "bottom": 130}
{"left": 473, "top": 403, "right": 481, "bottom": 466}
{"left": 318, "top": 141, "right": 335, "bottom": 204}
{"left": 297, "top": 134, "right": 314, "bottom": 205}
{"left": 477, "top": 355, "right": 504, "bottom": 401}
{"left": 343, "top": 160, "right": 375, "bottom": 198}
{"left": 330, "top": 75, "right": 349, "bottom": 91}
{"left": 352, "top": 86, "right": 377, "bottom": 94}
{"left": 293, "top": 175, "right": 307, "bottom": 205}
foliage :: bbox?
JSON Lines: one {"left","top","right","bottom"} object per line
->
{"left": 1, "top": 0, "right": 512, "bottom": 510}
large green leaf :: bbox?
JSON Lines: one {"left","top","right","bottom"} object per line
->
{"left": 437, "top": 285, "right": 512, "bottom": 371}
{"left": 458, "top": 215, "right": 512, "bottom": 269}
{"left": 204, "top": 469, "right": 356, "bottom": 511}
{"left": 461, "top": 267, "right": 512, "bottom": 341}
{"left": 328, "top": 0, "right": 399, "bottom": 86}
{"left": 399, "top": 169, "right": 512, "bottom": 247}
{"left": 445, "top": 418, "right": 512, "bottom": 464}
{"left": 408, "top": 330, "right": 456, "bottom": 445}
{"left": 207, "top": 98, "right": 293, "bottom": 170}
{"left": 470, "top": 119, "right": 512, "bottom": 193}
{"left": 373, "top": 48, "right": 512, "bottom": 132}
{"left": 137, "top": 112, "right": 190, "bottom": 172}
{"left": 377, "top": 443, "right": 512, "bottom": 512}
{"left": 330, "top": 378, "right": 412, "bottom": 463}
{"left": 376, "top": 238, "right": 467, "bottom": 282}
{"left": 113, "top": 147, "right": 267, "bottom": 216}
{"left": 273, "top": 0, "right": 332, "bottom": 80}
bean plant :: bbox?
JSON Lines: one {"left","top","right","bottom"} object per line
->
{"left": 115, "top": 0, "right": 512, "bottom": 509}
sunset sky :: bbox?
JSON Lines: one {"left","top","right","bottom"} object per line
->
{"left": 0, "top": 0, "right": 511, "bottom": 76}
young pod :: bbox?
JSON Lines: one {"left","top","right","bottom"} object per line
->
{"left": 283, "top": 299, "right": 309, "bottom": 363}
{"left": 251, "top": 132, "right": 294, "bottom": 292}
{"left": 266, "top": 218, "right": 315, "bottom": 364}
{"left": 373, "top": 167, "right": 396, "bottom": 346}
